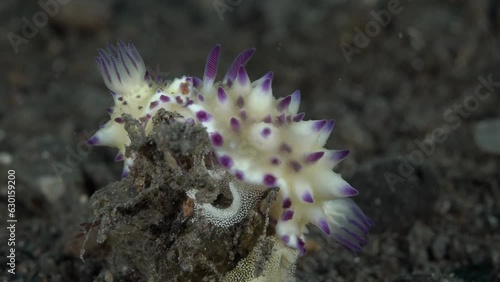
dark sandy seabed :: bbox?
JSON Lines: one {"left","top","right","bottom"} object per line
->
{"left": 0, "top": 0, "right": 499, "bottom": 281}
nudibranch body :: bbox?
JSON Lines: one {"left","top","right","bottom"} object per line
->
{"left": 187, "top": 45, "right": 373, "bottom": 254}
{"left": 89, "top": 41, "right": 373, "bottom": 254}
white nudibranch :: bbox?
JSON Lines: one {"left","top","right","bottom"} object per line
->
{"left": 88, "top": 41, "right": 373, "bottom": 255}
{"left": 187, "top": 45, "right": 373, "bottom": 254}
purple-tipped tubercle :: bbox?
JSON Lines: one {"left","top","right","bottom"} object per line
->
{"left": 261, "top": 127, "right": 271, "bottom": 138}
{"left": 281, "top": 210, "right": 294, "bottom": 221}
{"left": 278, "top": 96, "right": 292, "bottom": 112}
{"left": 263, "top": 174, "right": 277, "bottom": 187}
{"left": 87, "top": 136, "right": 99, "bottom": 146}
{"left": 331, "top": 149, "right": 350, "bottom": 162}
{"left": 192, "top": 77, "right": 202, "bottom": 88}
{"left": 149, "top": 100, "right": 159, "bottom": 109}
{"left": 261, "top": 78, "right": 272, "bottom": 93}
{"left": 236, "top": 65, "right": 250, "bottom": 86}
{"left": 282, "top": 197, "right": 292, "bottom": 209}
{"left": 196, "top": 110, "right": 211, "bottom": 122}
{"left": 301, "top": 192, "right": 314, "bottom": 203}
{"left": 160, "top": 95, "right": 170, "bottom": 102}
{"left": 305, "top": 151, "right": 325, "bottom": 163}
{"left": 230, "top": 117, "right": 241, "bottom": 132}
{"left": 217, "top": 87, "right": 227, "bottom": 103}
{"left": 263, "top": 71, "right": 273, "bottom": 80}
{"left": 313, "top": 120, "right": 327, "bottom": 131}
{"left": 318, "top": 218, "right": 331, "bottom": 235}
{"left": 323, "top": 120, "right": 335, "bottom": 135}
{"left": 293, "top": 112, "right": 305, "bottom": 122}
{"left": 114, "top": 153, "right": 124, "bottom": 162}
{"left": 342, "top": 185, "right": 359, "bottom": 196}
{"left": 235, "top": 170, "right": 245, "bottom": 180}
{"left": 210, "top": 132, "right": 224, "bottom": 147}
{"left": 219, "top": 155, "right": 233, "bottom": 169}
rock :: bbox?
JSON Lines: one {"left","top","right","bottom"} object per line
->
{"left": 0, "top": 152, "right": 13, "bottom": 165}
{"left": 88, "top": 111, "right": 281, "bottom": 281}
{"left": 38, "top": 175, "right": 66, "bottom": 203}
{"left": 474, "top": 119, "right": 500, "bottom": 154}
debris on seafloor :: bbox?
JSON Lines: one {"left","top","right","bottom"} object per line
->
{"left": 474, "top": 118, "right": 500, "bottom": 155}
